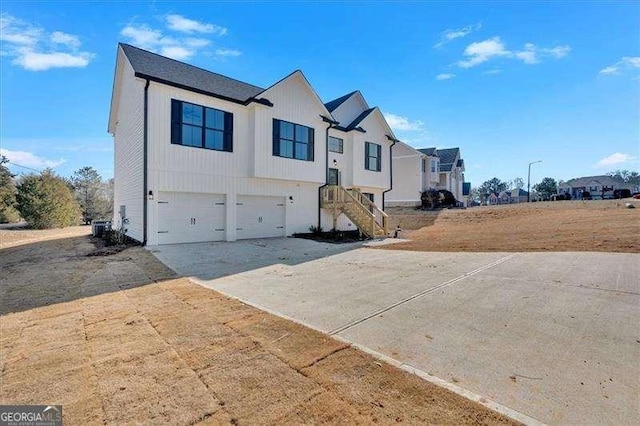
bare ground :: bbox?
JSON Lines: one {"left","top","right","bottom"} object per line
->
{"left": 385, "top": 199, "right": 640, "bottom": 253}
{"left": 0, "top": 230, "right": 515, "bottom": 425}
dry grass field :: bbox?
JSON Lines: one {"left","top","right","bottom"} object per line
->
{"left": 0, "top": 230, "right": 515, "bottom": 425}
{"left": 385, "top": 199, "right": 639, "bottom": 253}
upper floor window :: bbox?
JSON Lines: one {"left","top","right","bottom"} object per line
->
{"left": 171, "top": 100, "right": 233, "bottom": 152}
{"left": 272, "top": 119, "right": 314, "bottom": 161}
{"left": 365, "top": 142, "right": 381, "bottom": 172}
{"left": 430, "top": 159, "right": 437, "bottom": 173}
{"left": 328, "top": 136, "right": 343, "bottom": 153}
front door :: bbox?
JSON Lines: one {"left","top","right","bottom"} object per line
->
{"left": 328, "top": 168, "right": 339, "bottom": 185}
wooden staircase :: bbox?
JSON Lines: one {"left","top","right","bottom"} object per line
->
{"left": 320, "top": 185, "right": 388, "bottom": 238}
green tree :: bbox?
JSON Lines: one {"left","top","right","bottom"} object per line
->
{"left": 533, "top": 177, "right": 558, "bottom": 200}
{"left": 478, "top": 178, "right": 508, "bottom": 203}
{"left": 71, "top": 166, "right": 111, "bottom": 223}
{"left": 16, "top": 169, "right": 81, "bottom": 229}
{"left": 0, "top": 156, "right": 21, "bottom": 223}
{"left": 607, "top": 169, "right": 640, "bottom": 186}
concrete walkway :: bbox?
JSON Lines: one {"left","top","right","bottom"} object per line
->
{"left": 152, "top": 239, "right": 640, "bottom": 425}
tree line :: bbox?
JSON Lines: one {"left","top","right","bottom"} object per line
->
{"left": 470, "top": 169, "right": 638, "bottom": 204}
{"left": 0, "top": 156, "right": 113, "bottom": 228}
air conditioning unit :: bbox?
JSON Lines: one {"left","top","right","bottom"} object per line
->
{"left": 91, "top": 220, "right": 112, "bottom": 237}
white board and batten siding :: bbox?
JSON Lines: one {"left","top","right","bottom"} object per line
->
{"left": 351, "top": 111, "right": 392, "bottom": 191}
{"left": 252, "top": 71, "right": 326, "bottom": 184}
{"left": 385, "top": 142, "right": 423, "bottom": 207}
{"left": 111, "top": 53, "right": 145, "bottom": 241}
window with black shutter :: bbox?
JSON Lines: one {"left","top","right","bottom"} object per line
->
{"left": 170, "top": 99, "right": 233, "bottom": 152}
{"left": 365, "top": 142, "right": 382, "bottom": 172}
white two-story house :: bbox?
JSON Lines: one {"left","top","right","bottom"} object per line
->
{"left": 108, "top": 44, "right": 395, "bottom": 245}
{"left": 385, "top": 145, "right": 468, "bottom": 207}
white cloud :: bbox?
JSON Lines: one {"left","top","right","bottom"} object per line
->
{"left": 599, "top": 66, "right": 618, "bottom": 75}
{"left": 50, "top": 31, "right": 80, "bottom": 49}
{"left": 13, "top": 49, "right": 93, "bottom": 71}
{"left": 0, "top": 148, "right": 65, "bottom": 169}
{"left": 514, "top": 43, "right": 571, "bottom": 64}
{"left": 436, "top": 73, "right": 455, "bottom": 80}
{"left": 121, "top": 15, "right": 238, "bottom": 61}
{"left": 383, "top": 112, "right": 424, "bottom": 132}
{"left": 595, "top": 152, "right": 638, "bottom": 168}
{"left": 600, "top": 56, "right": 640, "bottom": 76}
{"left": 0, "top": 13, "right": 93, "bottom": 71}
{"left": 160, "top": 46, "right": 194, "bottom": 60}
{"left": 215, "top": 48, "right": 241, "bottom": 58}
{"left": 434, "top": 22, "right": 481, "bottom": 48}
{"left": 484, "top": 68, "right": 502, "bottom": 75}
{"left": 457, "top": 37, "right": 570, "bottom": 69}
{"left": 458, "top": 37, "right": 509, "bottom": 68}
{"left": 166, "top": 14, "right": 227, "bottom": 35}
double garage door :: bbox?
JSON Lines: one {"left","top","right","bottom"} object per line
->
{"left": 157, "top": 192, "right": 285, "bottom": 244}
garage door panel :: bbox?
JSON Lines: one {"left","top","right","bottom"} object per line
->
{"left": 236, "top": 196, "right": 285, "bottom": 240}
{"left": 157, "top": 192, "right": 226, "bottom": 244}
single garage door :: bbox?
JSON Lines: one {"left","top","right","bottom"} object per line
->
{"left": 157, "top": 192, "right": 226, "bottom": 244}
{"left": 236, "top": 195, "right": 286, "bottom": 240}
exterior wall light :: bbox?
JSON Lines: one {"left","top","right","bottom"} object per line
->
{"left": 148, "top": 190, "right": 154, "bottom": 200}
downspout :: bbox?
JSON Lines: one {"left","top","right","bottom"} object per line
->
{"left": 142, "top": 79, "right": 150, "bottom": 245}
{"left": 382, "top": 136, "right": 398, "bottom": 211}
{"left": 318, "top": 115, "right": 339, "bottom": 229}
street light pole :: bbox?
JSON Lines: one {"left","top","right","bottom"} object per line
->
{"left": 527, "top": 160, "right": 542, "bottom": 202}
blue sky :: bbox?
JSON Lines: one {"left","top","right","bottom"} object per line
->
{"left": 1, "top": 1, "right": 638, "bottom": 187}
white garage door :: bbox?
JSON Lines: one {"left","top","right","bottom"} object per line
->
{"left": 236, "top": 195, "right": 286, "bottom": 240}
{"left": 157, "top": 192, "right": 226, "bottom": 244}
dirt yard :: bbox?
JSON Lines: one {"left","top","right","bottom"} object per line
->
{"left": 0, "top": 230, "right": 515, "bottom": 425}
{"left": 386, "top": 199, "right": 639, "bottom": 253}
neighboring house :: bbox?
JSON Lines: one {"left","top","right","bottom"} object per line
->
{"left": 497, "top": 188, "right": 529, "bottom": 204}
{"left": 109, "top": 44, "right": 395, "bottom": 245}
{"left": 385, "top": 146, "right": 467, "bottom": 207}
{"left": 488, "top": 192, "right": 499, "bottom": 205}
{"left": 558, "top": 175, "right": 636, "bottom": 199}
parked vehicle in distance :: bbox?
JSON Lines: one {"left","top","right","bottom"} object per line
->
{"left": 614, "top": 189, "right": 632, "bottom": 199}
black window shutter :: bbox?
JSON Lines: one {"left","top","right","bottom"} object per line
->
{"left": 171, "top": 100, "right": 181, "bottom": 145}
{"left": 272, "top": 119, "right": 280, "bottom": 156}
{"left": 224, "top": 112, "right": 233, "bottom": 152}
{"left": 308, "top": 127, "right": 314, "bottom": 161}
{"left": 377, "top": 144, "right": 382, "bottom": 171}
{"left": 364, "top": 142, "right": 369, "bottom": 170}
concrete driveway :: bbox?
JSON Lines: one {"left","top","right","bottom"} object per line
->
{"left": 152, "top": 239, "right": 640, "bottom": 425}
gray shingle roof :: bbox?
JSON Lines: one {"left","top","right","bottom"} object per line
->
{"left": 324, "top": 91, "right": 357, "bottom": 112}
{"left": 345, "top": 108, "right": 375, "bottom": 131}
{"left": 439, "top": 163, "right": 453, "bottom": 172}
{"left": 418, "top": 148, "right": 438, "bottom": 157}
{"left": 120, "top": 43, "right": 264, "bottom": 104}
{"left": 560, "top": 175, "right": 621, "bottom": 188}
{"left": 436, "top": 148, "right": 460, "bottom": 165}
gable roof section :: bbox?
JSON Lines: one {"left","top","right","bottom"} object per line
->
{"left": 324, "top": 91, "right": 358, "bottom": 112}
{"left": 119, "top": 43, "right": 265, "bottom": 104}
{"left": 255, "top": 69, "right": 334, "bottom": 119}
{"left": 418, "top": 148, "right": 438, "bottom": 157}
{"left": 439, "top": 163, "right": 453, "bottom": 172}
{"left": 345, "top": 107, "right": 375, "bottom": 131}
